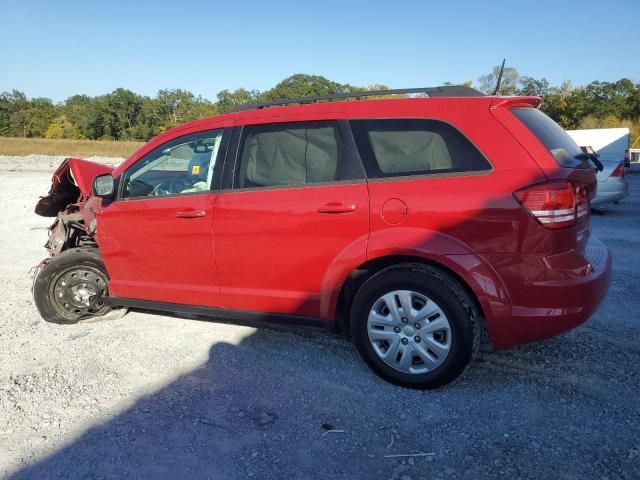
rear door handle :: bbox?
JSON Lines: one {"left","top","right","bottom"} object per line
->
{"left": 175, "top": 209, "right": 207, "bottom": 218}
{"left": 317, "top": 203, "right": 358, "bottom": 214}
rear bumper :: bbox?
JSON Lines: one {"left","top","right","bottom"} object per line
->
{"left": 483, "top": 236, "right": 611, "bottom": 349}
{"left": 592, "top": 178, "right": 629, "bottom": 206}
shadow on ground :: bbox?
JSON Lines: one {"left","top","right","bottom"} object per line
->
{"left": 11, "top": 317, "right": 640, "bottom": 480}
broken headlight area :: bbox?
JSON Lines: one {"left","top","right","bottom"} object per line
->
{"left": 35, "top": 158, "right": 111, "bottom": 256}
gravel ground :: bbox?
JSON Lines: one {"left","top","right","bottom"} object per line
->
{"left": 0, "top": 162, "right": 639, "bottom": 479}
{"left": 0, "top": 155, "right": 122, "bottom": 172}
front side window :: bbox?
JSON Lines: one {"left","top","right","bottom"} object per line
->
{"left": 235, "top": 121, "right": 343, "bottom": 189}
{"left": 121, "top": 129, "right": 225, "bottom": 199}
{"left": 350, "top": 119, "right": 491, "bottom": 178}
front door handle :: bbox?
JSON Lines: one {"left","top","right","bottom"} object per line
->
{"left": 176, "top": 209, "right": 206, "bottom": 218}
{"left": 317, "top": 203, "right": 358, "bottom": 214}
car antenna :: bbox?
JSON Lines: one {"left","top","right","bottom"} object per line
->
{"left": 492, "top": 58, "right": 506, "bottom": 95}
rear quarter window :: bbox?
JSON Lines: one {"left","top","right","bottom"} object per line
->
{"left": 350, "top": 119, "right": 491, "bottom": 179}
{"left": 511, "top": 108, "right": 586, "bottom": 168}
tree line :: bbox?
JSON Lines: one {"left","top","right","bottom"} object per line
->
{"left": 1, "top": 70, "right": 639, "bottom": 145}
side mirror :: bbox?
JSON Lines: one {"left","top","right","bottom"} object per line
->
{"left": 93, "top": 174, "right": 115, "bottom": 199}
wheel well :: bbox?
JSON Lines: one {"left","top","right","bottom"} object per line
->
{"left": 334, "top": 255, "right": 487, "bottom": 339}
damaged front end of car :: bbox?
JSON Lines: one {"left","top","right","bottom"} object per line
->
{"left": 35, "top": 158, "right": 114, "bottom": 256}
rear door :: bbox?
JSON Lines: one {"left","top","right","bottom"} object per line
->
{"left": 213, "top": 120, "right": 369, "bottom": 319}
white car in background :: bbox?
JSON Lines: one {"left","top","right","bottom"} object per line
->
{"left": 591, "top": 156, "right": 629, "bottom": 206}
{"left": 567, "top": 129, "right": 630, "bottom": 207}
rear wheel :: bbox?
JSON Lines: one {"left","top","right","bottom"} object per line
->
{"left": 350, "top": 263, "right": 480, "bottom": 389}
{"left": 33, "top": 248, "right": 112, "bottom": 324}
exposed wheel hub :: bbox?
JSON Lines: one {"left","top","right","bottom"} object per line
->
{"left": 367, "top": 289, "right": 452, "bottom": 375}
{"left": 70, "top": 284, "right": 97, "bottom": 306}
{"left": 52, "top": 267, "right": 108, "bottom": 318}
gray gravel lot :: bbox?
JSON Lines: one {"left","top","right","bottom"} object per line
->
{"left": 0, "top": 162, "right": 639, "bottom": 479}
{"left": 0, "top": 155, "right": 122, "bottom": 172}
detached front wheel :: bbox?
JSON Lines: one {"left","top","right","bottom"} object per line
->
{"left": 33, "top": 248, "right": 112, "bottom": 324}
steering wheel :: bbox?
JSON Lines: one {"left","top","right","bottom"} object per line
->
{"left": 151, "top": 176, "right": 193, "bottom": 196}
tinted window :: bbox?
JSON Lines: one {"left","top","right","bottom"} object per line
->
{"left": 121, "top": 130, "right": 225, "bottom": 199}
{"left": 236, "top": 121, "right": 342, "bottom": 188}
{"left": 511, "top": 108, "right": 585, "bottom": 168}
{"left": 350, "top": 119, "right": 491, "bottom": 178}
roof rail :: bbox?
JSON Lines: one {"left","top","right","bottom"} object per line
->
{"left": 233, "top": 86, "right": 484, "bottom": 112}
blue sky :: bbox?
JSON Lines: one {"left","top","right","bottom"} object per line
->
{"left": 1, "top": 0, "right": 638, "bottom": 102}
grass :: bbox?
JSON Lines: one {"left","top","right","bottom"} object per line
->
{"left": 0, "top": 137, "right": 144, "bottom": 158}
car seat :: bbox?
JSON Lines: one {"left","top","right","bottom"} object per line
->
{"left": 180, "top": 150, "right": 212, "bottom": 193}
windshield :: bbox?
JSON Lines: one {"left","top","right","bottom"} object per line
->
{"left": 511, "top": 107, "right": 586, "bottom": 168}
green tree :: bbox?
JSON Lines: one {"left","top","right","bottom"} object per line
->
{"left": 1, "top": 74, "right": 638, "bottom": 145}
{"left": 478, "top": 65, "right": 520, "bottom": 95}
{"left": 517, "top": 77, "right": 550, "bottom": 97}
{"left": 9, "top": 97, "right": 57, "bottom": 137}
{"left": 539, "top": 81, "right": 584, "bottom": 129}
{"left": 581, "top": 79, "right": 640, "bottom": 120}
{"left": 0, "top": 90, "right": 29, "bottom": 136}
{"left": 62, "top": 95, "right": 106, "bottom": 140}
{"left": 260, "top": 74, "right": 350, "bottom": 101}
{"left": 102, "top": 88, "right": 145, "bottom": 140}
{"left": 44, "top": 115, "right": 82, "bottom": 139}
{"left": 150, "top": 89, "right": 218, "bottom": 130}
{"left": 216, "top": 88, "right": 260, "bottom": 113}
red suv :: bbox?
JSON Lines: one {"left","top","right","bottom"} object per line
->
{"left": 33, "top": 87, "right": 611, "bottom": 388}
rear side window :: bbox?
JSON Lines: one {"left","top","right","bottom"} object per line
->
{"left": 350, "top": 119, "right": 491, "bottom": 178}
{"left": 235, "top": 121, "right": 343, "bottom": 189}
{"left": 511, "top": 108, "right": 585, "bottom": 168}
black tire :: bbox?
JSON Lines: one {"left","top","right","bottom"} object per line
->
{"left": 33, "top": 248, "right": 112, "bottom": 324}
{"left": 350, "top": 263, "right": 480, "bottom": 389}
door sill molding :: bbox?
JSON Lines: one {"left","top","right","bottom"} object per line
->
{"left": 103, "top": 296, "right": 331, "bottom": 330}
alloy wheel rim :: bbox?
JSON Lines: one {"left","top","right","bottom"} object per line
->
{"left": 51, "top": 266, "right": 108, "bottom": 319}
{"left": 367, "top": 289, "right": 452, "bottom": 374}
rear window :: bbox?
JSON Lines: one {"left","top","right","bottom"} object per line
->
{"left": 350, "top": 119, "right": 491, "bottom": 179}
{"left": 511, "top": 108, "right": 585, "bottom": 168}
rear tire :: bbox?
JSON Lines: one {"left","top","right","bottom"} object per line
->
{"left": 33, "top": 248, "right": 112, "bottom": 324}
{"left": 350, "top": 263, "right": 479, "bottom": 389}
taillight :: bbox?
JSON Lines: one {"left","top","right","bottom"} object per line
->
{"left": 611, "top": 162, "right": 625, "bottom": 178}
{"left": 514, "top": 181, "right": 589, "bottom": 229}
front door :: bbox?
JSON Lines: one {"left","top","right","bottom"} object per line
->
{"left": 98, "top": 128, "right": 227, "bottom": 307}
{"left": 214, "top": 121, "right": 369, "bottom": 319}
